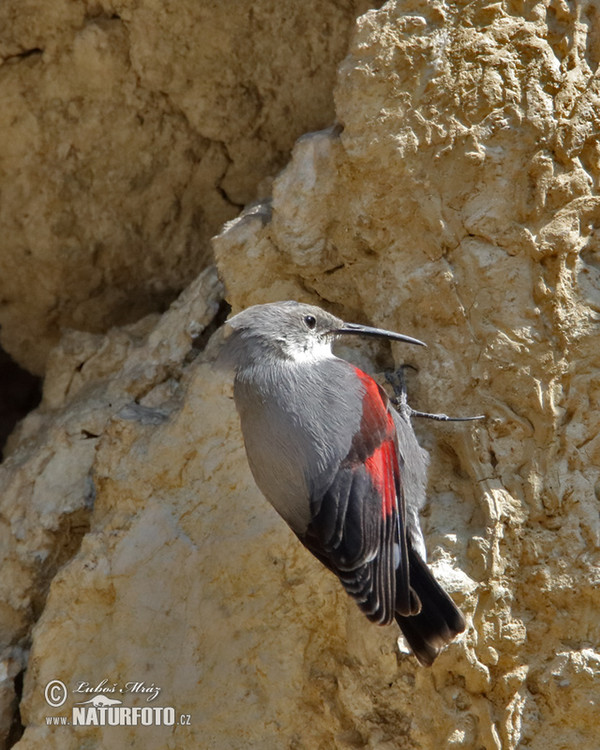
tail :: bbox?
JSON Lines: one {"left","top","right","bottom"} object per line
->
{"left": 396, "top": 544, "right": 465, "bottom": 666}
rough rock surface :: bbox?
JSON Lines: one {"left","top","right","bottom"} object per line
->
{"left": 215, "top": 1, "right": 600, "bottom": 747}
{"left": 1, "top": 0, "right": 600, "bottom": 749}
{"left": 0, "top": 0, "right": 374, "bottom": 374}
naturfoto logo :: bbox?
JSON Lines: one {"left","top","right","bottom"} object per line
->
{"left": 44, "top": 678, "right": 191, "bottom": 728}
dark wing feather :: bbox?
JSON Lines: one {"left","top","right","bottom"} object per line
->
{"left": 395, "top": 542, "right": 466, "bottom": 665}
{"left": 300, "top": 367, "right": 418, "bottom": 625}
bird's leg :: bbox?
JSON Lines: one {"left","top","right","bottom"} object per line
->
{"left": 385, "top": 365, "right": 414, "bottom": 417}
{"left": 385, "top": 366, "right": 485, "bottom": 422}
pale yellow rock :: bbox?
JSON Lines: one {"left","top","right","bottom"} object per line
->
{"left": 9, "top": 263, "right": 429, "bottom": 748}
{"left": 0, "top": 267, "right": 223, "bottom": 748}
{"left": 0, "top": 0, "right": 374, "bottom": 374}
{"left": 214, "top": 1, "right": 600, "bottom": 748}
{"left": 2, "top": 1, "right": 600, "bottom": 749}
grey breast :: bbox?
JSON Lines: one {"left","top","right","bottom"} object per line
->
{"left": 233, "top": 357, "right": 363, "bottom": 534}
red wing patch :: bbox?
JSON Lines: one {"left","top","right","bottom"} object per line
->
{"left": 353, "top": 367, "right": 400, "bottom": 518}
{"left": 365, "top": 440, "right": 398, "bottom": 518}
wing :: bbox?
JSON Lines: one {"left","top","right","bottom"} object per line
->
{"left": 299, "top": 366, "right": 420, "bottom": 624}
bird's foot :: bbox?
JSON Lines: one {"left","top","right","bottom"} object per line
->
{"left": 385, "top": 365, "right": 414, "bottom": 413}
{"left": 385, "top": 366, "right": 485, "bottom": 422}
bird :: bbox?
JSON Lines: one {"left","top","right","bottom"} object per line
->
{"left": 219, "top": 300, "right": 465, "bottom": 665}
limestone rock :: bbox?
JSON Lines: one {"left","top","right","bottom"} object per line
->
{"left": 5, "top": 263, "right": 427, "bottom": 749}
{"left": 0, "top": 267, "right": 224, "bottom": 748}
{"left": 0, "top": 0, "right": 375, "bottom": 374}
{"left": 214, "top": 1, "right": 600, "bottom": 747}
{"left": 2, "top": 1, "right": 600, "bottom": 749}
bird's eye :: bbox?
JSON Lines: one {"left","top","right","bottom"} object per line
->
{"left": 303, "top": 314, "right": 317, "bottom": 330}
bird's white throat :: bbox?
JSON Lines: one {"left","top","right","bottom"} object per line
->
{"left": 284, "top": 337, "right": 335, "bottom": 364}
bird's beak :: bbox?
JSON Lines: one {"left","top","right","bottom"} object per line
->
{"left": 334, "top": 322, "right": 427, "bottom": 347}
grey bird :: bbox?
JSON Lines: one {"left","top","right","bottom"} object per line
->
{"left": 220, "top": 300, "right": 465, "bottom": 665}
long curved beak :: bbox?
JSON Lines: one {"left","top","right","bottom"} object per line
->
{"left": 334, "top": 322, "right": 426, "bottom": 347}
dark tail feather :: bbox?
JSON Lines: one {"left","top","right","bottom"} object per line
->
{"left": 395, "top": 545, "right": 465, "bottom": 666}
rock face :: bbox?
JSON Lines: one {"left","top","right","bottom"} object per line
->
{"left": 0, "top": 0, "right": 374, "bottom": 374}
{"left": 216, "top": 2, "right": 600, "bottom": 747}
{"left": 2, "top": 1, "right": 600, "bottom": 749}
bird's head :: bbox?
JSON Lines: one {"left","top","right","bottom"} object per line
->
{"left": 219, "top": 301, "right": 425, "bottom": 370}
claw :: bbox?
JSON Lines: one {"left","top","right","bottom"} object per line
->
{"left": 385, "top": 367, "right": 485, "bottom": 423}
